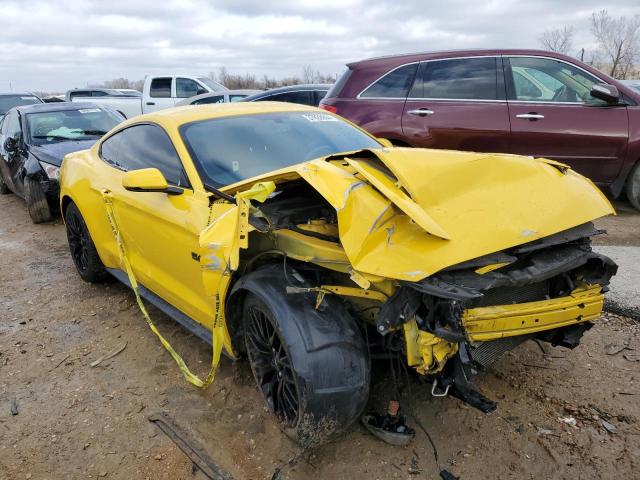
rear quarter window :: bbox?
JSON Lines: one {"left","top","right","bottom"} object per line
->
{"left": 359, "top": 64, "right": 418, "bottom": 99}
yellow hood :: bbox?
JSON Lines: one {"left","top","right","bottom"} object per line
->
{"left": 295, "top": 148, "right": 614, "bottom": 281}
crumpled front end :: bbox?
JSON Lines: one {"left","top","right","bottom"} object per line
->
{"left": 386, "top": 222, "right": 617, "bottom": 378}
{"left": 237, "top": 146, "right": 617, "bottom": 406}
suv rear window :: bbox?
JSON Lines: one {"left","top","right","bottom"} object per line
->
{"left": 359, "top": 64, "right": 418, "bottom": 99}
{"left": 325, "top": 68, "right": 353, "bottom": 99}
{"left": 409, "top": 57, "right": 498, "bottom": 100}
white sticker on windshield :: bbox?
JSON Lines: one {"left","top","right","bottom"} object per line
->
{"left": 301, "top": 113, "right": 338, "bottom": 123}
{"left": 21, "top": 96, "right": 36, "bottom": 100}
{"left": 232, "top": 161, "right": 240, "bottom": 172}
{"left": 78, "top": 108, "right": 102, "bottom": 114}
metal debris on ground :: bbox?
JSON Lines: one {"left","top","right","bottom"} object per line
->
{"left": 148, "top": 412, "right": 232, "bottom": 480}
{"left": 361, "top": 400, "right": 415, "bottom": 446}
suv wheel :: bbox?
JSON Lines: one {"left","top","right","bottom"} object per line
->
{"left": 626, "top": 163, "right": 640, "bottom": 211}
{"left": 238, "top": 266, "right": 370, "bottom": 447}
{"left": 24, "top": 177, "right": 53, "bottom": 223}
{"left": 65, "top": 202, "right": 107, "bottom": 283}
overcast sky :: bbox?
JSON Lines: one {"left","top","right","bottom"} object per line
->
{"left": 0, "top": 0, "right": 638, "bottom": 92}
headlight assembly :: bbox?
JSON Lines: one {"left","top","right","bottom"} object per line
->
{"left": 39, "top": 162, "right": 60, "bottom": 180}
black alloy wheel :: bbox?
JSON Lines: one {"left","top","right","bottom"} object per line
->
{"left": 67, "top": 210, "right": 88, "bottom": 272}
{"left": 244, "top": 299, "right": 300, "bottom": 427}
{"left": 64, "top": 202, "right": 107, "bottom": 283}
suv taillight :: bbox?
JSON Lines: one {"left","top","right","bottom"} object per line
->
{"left": 319, "top": 104, "right": 337, "bottom": 114}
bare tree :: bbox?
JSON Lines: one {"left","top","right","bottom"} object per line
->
{"left": 539, "top": 26, "right": 574, "bottom": 54}
{"left": 591, "top": 10, "right": 640, "bottom": 79}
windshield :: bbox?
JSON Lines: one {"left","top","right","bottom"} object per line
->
{"left": 197, "top": 77, "right": 228, "bottom": 92}
{"left": 0, "top": 95, "right": 41, "bottom": 116}
{"left": 27, "top": 108, "right": 123, "bottom": 145}
{"left": 181, "top": 111, "right": 381, "bottom": 187}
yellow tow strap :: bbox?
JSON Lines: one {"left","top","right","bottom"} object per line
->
{"left": 102, "top": 191, "right": 223, "bottom": 388}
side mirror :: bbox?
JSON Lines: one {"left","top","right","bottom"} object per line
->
{"left": 4, "top": 137, "right": 18, "bottom": 153}
{"left": 376, "top": 138, "right": 393, "bottom": 148}
{"left": 122, "top": 168, "right": 183, "bottom": 195}
{"left": 590, "top": 83, "right": 620, "bottom": 104}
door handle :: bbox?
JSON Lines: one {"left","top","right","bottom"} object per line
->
{"left": 516, "top": 113, "right": 544, "bottom": 120}
{"left": 146, "top": 102, "right": 156, "bottom": 106}
{"left": 407, "top": 108, "right": 435, "bottom": 117}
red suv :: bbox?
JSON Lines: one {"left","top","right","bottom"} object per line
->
{"left": 320, "top": 49, "right": 640, "bottom": 210}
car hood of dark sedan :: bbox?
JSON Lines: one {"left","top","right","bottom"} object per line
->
{"left": 29, "top": 140, "right": 96, "bottom": 167}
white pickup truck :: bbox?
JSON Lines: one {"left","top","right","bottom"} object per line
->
{"left": 69, "top": 74, "right": 227, "bottom": 118}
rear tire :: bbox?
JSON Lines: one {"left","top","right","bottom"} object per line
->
{"left": 238, "top": 266, "right": 370, "bottom": 447}
{"left": 0, "top": 171, "right": 9, "bottom": 194}
{"left": 626, "top": 163, "right": 640, "bottom": 211}
{"left": 24, "top": 177, "right": 52, "bottom": 223}
{"left": 65, "top": 202, "right": 107, "bottom": 283}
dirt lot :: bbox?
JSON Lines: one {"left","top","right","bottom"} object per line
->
{"left": 1, "top": 193, "right": 639, "bottom": 480}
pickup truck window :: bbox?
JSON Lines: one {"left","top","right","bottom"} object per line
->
{"left": 150, "top": 78, "right": 172, "bottom": 98}
{"left": 100, "top": 124, "right": 189, "bottom": 187}
{"left": 177, "top": 78, "right": 206, "bottom": 98}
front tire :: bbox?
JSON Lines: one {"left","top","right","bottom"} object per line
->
{"left": 24, "top": 177, "right": 52, "bottom": 223}
{"left": 238, "top": 266, "right": 370, "bottom": 447}
{"left": 65, "top": 202, "right": 107, "bottom": 283}
{"left": 0, "top": 170, "right": 9, "bottom": 194}
{"left": 626, "top": 163, "right": 640, "bottom": 211}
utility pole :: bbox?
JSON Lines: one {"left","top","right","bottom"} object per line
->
{"left": 580, "top": 48, "right": 584, "bottom": 62}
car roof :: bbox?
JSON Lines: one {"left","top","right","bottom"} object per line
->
{"left": 175, "top": 90, "right": 264, "bottom": 106}
{"left": 348, "top": 48, "right": 576, "bottom": 68}
{"left": 15, "top": 102, "right": 104, "bottom": 114}
{"left": 243, "top": 84, "right": 332, "bottom": 101}
{"left": 121, "top": 101, "right": 321, "bottom": 128}
{"left": 0, "top": 92, "right": 40, "bottom": 97}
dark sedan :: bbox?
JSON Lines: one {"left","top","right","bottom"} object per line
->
{"left": 0, "top": 93, "right": 42, "bottom": 117}
{"left": 0, "top": 103, "right": 123, "bottom": 222}
{"left": 242, "top": 84, "right": 331, "bottom": 106}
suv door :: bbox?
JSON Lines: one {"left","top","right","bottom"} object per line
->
{"left": 98, "top": 124, "right": 213, "bottom": 323}
{"left": 0, "top": 110, "right": 26, "bottom": 195}
{"left": 145, "top": 77, "right": 175, "bottom": 112}
{"left": 504, "top": 56, "right": 629, "bottom": 184}
{"left": 401, "top": 56, "right": 510, "bottom": 152}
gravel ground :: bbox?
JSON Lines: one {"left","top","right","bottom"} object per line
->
{"left": 593, "top": 200, "right": 640, "bottom": 320}
{"left": 0, "top": 193, "right": 638, "bottom": 480}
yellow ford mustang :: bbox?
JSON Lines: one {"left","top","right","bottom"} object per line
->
{"left": 60, "top": 102, "right": 617, "bottom": 443}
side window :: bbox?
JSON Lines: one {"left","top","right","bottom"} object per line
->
{"left": 2, "top": 112, "right": 22, "bottom": 139}
{"left": 69, "top": 91, "right": 88, "bottom": 99}
{"left": 507, "top": 57, "right": 604, "bottom": 104}
{"left": 360, "top": 63, "right": 418, "bottom": 98}
{"left": 410, "top": 57, "right": 498, "bottom": 100}
{"left": 193, "top": 95, "right": 224, "bottom": 105}
{"left": 92, "top": 91, "right": 109, "bottom": 97}
{"left": 261, "top": 91, "right": 314, "bottom": 105}
{"left": 150, "top": 77, "right": 172, "bottom": 98}
{"left": 176, "top": 78, "right": 206, "bottom": 98}
{"left": 100, "top": 124, "right": 189, "bottom": 187}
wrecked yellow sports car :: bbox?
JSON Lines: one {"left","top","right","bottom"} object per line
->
{"left": 60, "top": 103, "right": 617, "bottom": 443}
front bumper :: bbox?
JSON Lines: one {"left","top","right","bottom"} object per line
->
{"left": 404, "top": 284, "right": 604, "bottom": 375}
